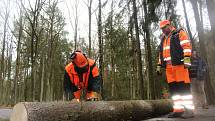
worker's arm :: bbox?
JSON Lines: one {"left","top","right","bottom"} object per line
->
{"left": 91, "top": 76, "right": 101, "bottom": 92}
{"left": 64, "top": 71, "right": 78, "bottom": 100}
{"left": 87, "top": 65, "right": 102, "bottom": 101}
{"left": 179, "top": 30, "right": 192, "bottom": 67}
{"left": 201, "top": 58, "right": 207, "bottom": 71}
{"left": 88, "top": 65, "right": 101, "bottom": 92}
{"left": 157, "top": 49, "right": 162, "bottom": 75}
{"left": 179, "top": 30, "right": 192, "bottom": 57}
{"left": 156, "top": 40, "right": 163, "bottom": 75}
{"left": 158, "top": 34, "right": 165, "bottom": 67}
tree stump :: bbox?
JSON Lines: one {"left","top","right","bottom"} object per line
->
{"left": 10, "top": 99, "right": 173, "bottom": 121}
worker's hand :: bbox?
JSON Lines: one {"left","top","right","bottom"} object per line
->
{"left": 184, "top": 57, "right": 191, "bottom": 68}
{"left": 86, "top": 92, "right": 101, "bottom": 101}
{"left": 71, "top": 98, "right": 80, "bottom": 102}
{"left": 87, "top": 98, "right": 99, "bottom": 101}
{"left": 156, "top": 65, "right": 162, "bottom": 75}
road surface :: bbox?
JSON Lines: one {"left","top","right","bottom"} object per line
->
{"left": 0, "top": 108, "right": 11, "bottom": 121}
{"left": 147, "top": 106, "right": 215, "bottom": 121}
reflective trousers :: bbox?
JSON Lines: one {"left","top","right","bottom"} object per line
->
{"left": 166, "top": 64, "right": 194, "bottom": 113}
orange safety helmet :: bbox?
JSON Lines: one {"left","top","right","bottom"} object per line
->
{"left": 70, "top": 50, "right": 88, "bottom": 68}
{"left": 159, "top": 20, "right": 170, "bottom": 29}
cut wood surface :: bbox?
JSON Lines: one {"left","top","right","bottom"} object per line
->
{"left": 10, "top": 99, "right": 173, "bottom": 121}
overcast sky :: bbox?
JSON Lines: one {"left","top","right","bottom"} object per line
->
{"left": 59, "top": 0, "right": 108, "bottom": 43}
{"left": 0, "top": 0, "right": 211, "bottom": 47}
{"left": 60, "top": 0, "right": 211, "bottom": 43}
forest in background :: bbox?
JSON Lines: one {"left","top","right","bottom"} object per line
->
{"left": 0, "top": 0, "right": 215, "bottom": 105}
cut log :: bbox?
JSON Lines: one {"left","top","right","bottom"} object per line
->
{"left": 10, "top": 99, "right": 173, "bottom": 121}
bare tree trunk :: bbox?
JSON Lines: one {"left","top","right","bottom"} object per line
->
{"left": 7, "top": 36, "right": 12, "bottom": 83}
{"left": 190, "top": 0, "right": 215, "bottom": 104}
{"left": 111, "top": 68, "right": 115, "bottom": 97}
{"left": 40, "top": 56, "right": 45, "bottom": 102}
{"left": 109, "top": 0, "right": 115, "bottom": 98}
{"left": 74, "top": 0, "right": 78, "bottom": 50}
{"left": 50, "top": 69, "right": 54, "bottom": 101}
{"left": 132, "top": 33, "right": 137, "bottom": 99}
{"left": 132, "top": 0, "right": 144, "bottom": 99}
{"left": 128, "top": 8, "right": 137, "bottom": 99}
{"left": 14, "top": 14, "right": 23, "bottom": 104}
{"left": 2, "top": 37, "right": 9, "bottom": 104}
{"left": 163, "top": 0, "right": 171, "bottom": 20}
{"left": 98, "top": 0, "right": 103, "bottom": 95}
{"left": 190, "top": 0, "right": 206, "bottom": 57}
{"left": 24, "top": 56, "right": 30, "bottom": 101}
{"left": 198, "top": 0, "right": 204, "bottom": 33}
{"left": 128, "top": 15, "right": 137, "bottom": 99}
{"left": 24, "top": 0, "right": 43, "bottom": 101}
{"left": 30, "top": 10, "right": 36, "bottom": 102}
{"left": 205, "top": 70, "right": 215, "bottom": 104}
{"left": 127, "top": 10, "right": 132, "bottom": 99}
{"left": 88, "top": 0, "right": 93, "bottom": 57}
{"left": 127, "top": 1, "right": 135, "bottom": 98}
{"left": 142, "top": 0, "right": 155, "bottom": 100}
{"left": 182, "top": 0, "right": 194, "bottom": 45}
{"left": 6, "top": 36, "right": 13, "bottom": 104}
{"left": 205, "top": 0, "right": 215, "bottom": 105}
{"left": 47, "top": 9, "right": 54, "bottom": 102}
{"left": 205, "top": 0, "right": 215, "bottom": 33}
{"left": 0, "top": 5, "right": 9, "bottom": 101}
{"left": 45, "top": 0, "right": 59, "bottom": 101}
{"left": 46, "top": 78, "right": 51, "bottom": 101}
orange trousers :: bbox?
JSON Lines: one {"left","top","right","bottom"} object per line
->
{"left": 165, "top": 65, "right": 190, "bottom": 83}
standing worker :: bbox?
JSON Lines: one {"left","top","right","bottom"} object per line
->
{"left": 64, "top": 50, "right": 101, "bottom": 102}
{"left": 189, "top": 50, "right": 208, "bottom": 109}
{"left": 156, "top": 20, "right": 194, "bottom": 118}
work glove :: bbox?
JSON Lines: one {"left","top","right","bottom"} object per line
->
{"left": 184, "top": 57, "right": 191, "bottom": 68}
{"left": 156, "top": 65, "right": 162, "bottom": 75}
{"left": 73, "top": 90, "right": 81, "bottom": 102}
{"left": 71, "top": 98, "right": 80, "bottom": 102}
{"left": 86, "top": 92, "right": 101, "bottom": 101}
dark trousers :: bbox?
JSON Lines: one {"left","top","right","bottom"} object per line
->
{"left": 168, "top": 81, "right": 191, "bottom": 96}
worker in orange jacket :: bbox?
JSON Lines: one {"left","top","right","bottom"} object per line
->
{"left": 157, "top": 20, "right": 194, "bottom": 118}
{"left": 64, "top": 50, "right": 101, "bottom": 102}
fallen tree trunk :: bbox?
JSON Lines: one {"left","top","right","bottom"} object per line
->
{"left": 10, "top": 99, "right": 173, "bottom": 121}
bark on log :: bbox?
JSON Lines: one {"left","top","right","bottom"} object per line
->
{"left": 10, "top": 99, "right": 173, "bottom": 121}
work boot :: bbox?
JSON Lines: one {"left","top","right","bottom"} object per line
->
{"left": 181, "top": 109, "right": 194, "bottom": 119}
{"left": 167, "top": 112, "right": 183, "bottom": 118}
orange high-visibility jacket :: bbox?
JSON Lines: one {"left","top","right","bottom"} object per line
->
{"left": 158, "top": 28, "right": 192, "bottom": 67}
{"left": 65, "top": 58, "right": 100, "bottom": 91}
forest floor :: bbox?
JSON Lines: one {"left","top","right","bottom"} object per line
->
{"left": 147, "top": 105, "right": 215, "bottom": 121}
{"left": 1, "top": 106, "right": 215, "bottom": 121}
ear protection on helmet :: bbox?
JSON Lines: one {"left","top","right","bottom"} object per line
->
{"left": 70, "top": 50, "right": 88, "bottom": 74}
{"left": 70, "top": 50, "right": 87, "bottom": 60}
